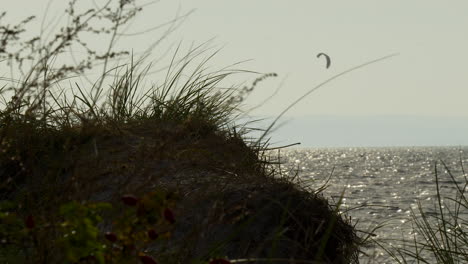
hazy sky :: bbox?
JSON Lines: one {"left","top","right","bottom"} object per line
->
{"left": 3, "top": 0, "right": 468, "bottom": 146}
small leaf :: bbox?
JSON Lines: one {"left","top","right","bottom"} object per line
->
{"left": 139, "top": 255, "right": 157, "bottom": 264}
{"left": 147, "top": 229, "right": 158, "bottom": 240}
{"left": 25, "top": 215, "right": 35, "bottom": 229}
{"left": 79, "top": 255, "right": 96, "bottom": 262}
{"left": 121, "top": 195, "right": 138, "bottom": 206}
{"left": 104, "top": 232, "right": 118, "bottom": 242}
{"left": 209, "top": 259, "right": 231, "bottom": 264}
{"left": 163, "top": 208, "right": 175, "bottom": 224}
{"left": 123, "top": 244, "right": 136, "bottom": 253}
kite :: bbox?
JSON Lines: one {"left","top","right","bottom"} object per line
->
{"left": 317, "top": 53, "right": 331, "bottom": 69}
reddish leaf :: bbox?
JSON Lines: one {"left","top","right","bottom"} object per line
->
{"left": 139, "top": 255, "right": 157, "bottom": 264}
{"left": 123, "top": 244, "right": 136, "bottom": 253}
{"left": 136, "top": 205, "right": 146, "bottom": 217}
{"left": 79, "top": 255, "right": 96, "bottom": 262}
{"left": 209, "top": 259, "right": 231, "bottom": 264}
{"left": 25, "top": 215, "right": 35, "bottom": 229}
{"left": 104, "top": 232, "right": 118, "bottom": 242}
{"left": 121, "top": 195, "right": 138, "bottom": 206}
{"left": 147, "top": 229, "right": 158, "bottom": 240}
{"left": 163, "top": 208, "right": 175, "bottom": 224}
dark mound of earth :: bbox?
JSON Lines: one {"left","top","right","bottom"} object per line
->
{"left": 1, "top": 118, "right": 360, "bottom": 263}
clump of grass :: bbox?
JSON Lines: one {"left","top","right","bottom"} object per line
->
{"left": 0, "top": 1, "right": 362, "bottom": 263}
{"left": 376, "top": 160, "right": 468, "bottom": 263}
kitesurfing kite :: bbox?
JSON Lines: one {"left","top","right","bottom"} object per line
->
{"left": 317, "top": 53, "right": 331, "bottom": 69}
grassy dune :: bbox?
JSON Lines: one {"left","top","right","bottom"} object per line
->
{"left": 2, "top": 1, "right": 466, "bottom": 264}
{"left": 0, "top": 1, "right": 360, "bottom": 263}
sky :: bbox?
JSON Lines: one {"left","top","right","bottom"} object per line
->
{"left": 3, "top": 0, "right": 468, "bottom": 147}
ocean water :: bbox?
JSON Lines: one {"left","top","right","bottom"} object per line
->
{"left": 278, "top": 146, "right": 468, "bottom": 263}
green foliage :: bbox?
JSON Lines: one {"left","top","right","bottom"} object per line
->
{"left": 58, "top": 201, "right": 111, "bottom": 264}
{"left": 0, "top": 201, "right": 29, "bottom": 263}
{"left": 0, "top": 189, "right": 183, "bottom": 263}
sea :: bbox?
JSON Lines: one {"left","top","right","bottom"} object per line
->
{"left": 279, "top": 146, "right": 468, "bottom": 263}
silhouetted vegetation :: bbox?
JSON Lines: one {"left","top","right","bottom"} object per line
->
{"left": 0, "top": 1, "right": 361, "bottom": 263}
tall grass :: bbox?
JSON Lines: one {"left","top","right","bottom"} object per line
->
{"left": 0, "top": 1, "right": 366, "bottom": 263}
{"left": 376, "top": 160, "right": 468, "bottom": 263}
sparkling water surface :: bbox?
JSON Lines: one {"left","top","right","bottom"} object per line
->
{"left": 278, "top": 146, "right": 468, "bottom": 263}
